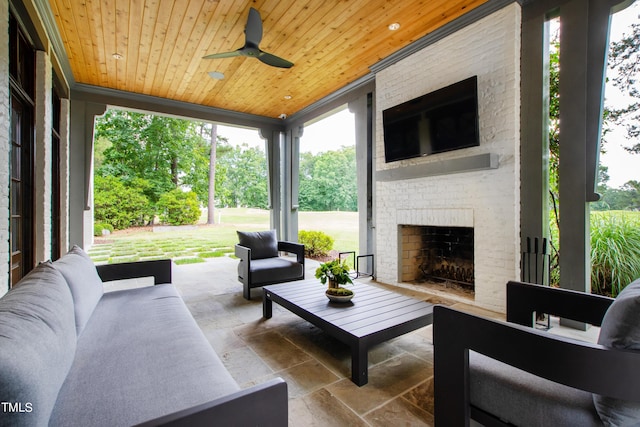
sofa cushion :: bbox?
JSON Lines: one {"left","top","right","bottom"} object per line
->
{"left": 593, "top": 278, "right": 640, "bottom": 425}
{"left": 237, "top": 230, "right": 278, "bottom": 259}
{"left": 0, "top": 262, "right": 77, "bottom": 427}
{"left": 53, "top": 245, "right": 104, "bottom": 336}
{"left": 49, "top": 284, "right": 240, "bottom": 427}
{"left": 470, "top": 351, "right": 602, "bottom": 426}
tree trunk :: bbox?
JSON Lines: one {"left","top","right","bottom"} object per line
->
{"left": 171, "top": 157, "right": 178, "bottom": 186}
{"left": 207, "top": 124, "right": 218, "bottom": 224}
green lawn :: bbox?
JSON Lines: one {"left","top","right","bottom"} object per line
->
{"left": 88, "top": 208, "right": 358, "bottom": 265}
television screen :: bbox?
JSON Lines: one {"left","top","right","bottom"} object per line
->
{"left": 383, "top": 76, "right": 479, "bottom": 163}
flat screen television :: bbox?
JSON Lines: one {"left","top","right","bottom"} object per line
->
{"left": 382, "top": 76, "right": 479, "bottom": 163}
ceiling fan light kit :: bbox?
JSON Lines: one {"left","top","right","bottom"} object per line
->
{"left": 203, "top": 8, "right": 294, "bottom": 69}
{"left": 208, "top": 71, "right": 225, "bottom": 80}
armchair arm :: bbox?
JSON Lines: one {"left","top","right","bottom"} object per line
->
{"left": 433, "top": 306, "right": 640, "bottom": 426}
{"left": 278, "top": 241, "right": 305, "bottom": 265}
{"left": 135, "top": 378, "right": 288, "bottom": 426}
{"left": 506, "top": 280, "right": 614, "bottom": 327}
{"left": 234, "top": 244, "right": 251, "bottom": 284}
{"left": 96, "top": 259, "right": 172, "bottom": 285}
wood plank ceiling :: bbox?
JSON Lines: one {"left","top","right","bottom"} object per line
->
{"left": 48, "top": 0, "right": 487, "bottom": 119}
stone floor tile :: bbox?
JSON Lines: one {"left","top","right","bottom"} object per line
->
{"left": 218, "top": 345, "right": 274, "bottom": 385}
{"left": 365, "top": 396, "right": 434, "bottom": 426}
{"left": 402, "top": 377, "right": 435, "bottom": 415}
{"left": 326, "top": 353, "right": 432, "bottom": 415}
{"left": 244, "top": 330, "right": 313, "bottom": 371}
{"left": 288, "top": 388, "right": 369, "bottom": 427}
{"left": 199, "top": 326, "right": 247, "bottom": 355}
{"left": 276, "top": 359, "right": 340, "bottom": 398}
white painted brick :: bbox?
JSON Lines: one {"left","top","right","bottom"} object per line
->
{"left": 375, "top": 4, "right": 522, "bottom": 313}
{"left": 0, "top": 1, "right": 9, "bottom": 296}
{"left": 35, "top": 51, "right": 52, "bottom": 263}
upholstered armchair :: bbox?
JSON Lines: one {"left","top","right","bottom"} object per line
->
{"left": 433, "top": 280, "right": 640, "bottom": 426}
{"left": 235, "top": 230, "right": 305, "bottom": 300}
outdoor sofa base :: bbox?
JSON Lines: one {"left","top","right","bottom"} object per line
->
{"left": 0, "top": 246, "right": 287, "bottom": 427}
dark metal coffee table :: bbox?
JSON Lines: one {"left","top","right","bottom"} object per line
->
{"left": 263, "top": 279, "right": 434, "bottom": 386}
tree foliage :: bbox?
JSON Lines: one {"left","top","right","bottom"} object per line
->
{"left": 95, "top": 110, "right": 212, "bottom": 204}
{"left": 94, "top": 175, "right": 153, "bottom": 229}
{"left": 157, "top": 189, "right": 201, "bottom": 226}
{"left": 215, "top": 143, "right": 269, "bottom": 208}
{"left": 298, "top": 230, "right": 334, "bottom": 257}
{"left": 547, "top": 12, "right": 640, "bottom": 293}
{"left": 299, "top": 147, "right": 357, "bottom": 211}
{"left": 93, "top": 109, "right": 358, "bottom": 229}
{"left": 607, "top": 17, "right": 640, "bottom": 152}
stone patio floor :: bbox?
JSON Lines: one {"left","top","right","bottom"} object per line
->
{"left": 104, "top": 256, "right": 600, "bottom": 426}
{"left": 140, "top": 257, "right": 501, "bottom": 426}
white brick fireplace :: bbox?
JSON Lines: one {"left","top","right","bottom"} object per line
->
{"left": 374, "top": 4, "right": 521, "bottom": 313}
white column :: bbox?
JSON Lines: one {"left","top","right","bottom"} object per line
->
{"left": 34, "top": 50, "right": 53, "bottom": 263}
{"left": 59, "top": 98, "right": 71, "bottom": 256}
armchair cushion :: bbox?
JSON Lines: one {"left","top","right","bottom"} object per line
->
{"left": 593, "top": 278, "right": 640, "bottom": 425}
{"left": 249, "top": 257, "right": 304, "bottom": 285}
{"left": 470, "top": 352, "right": 601, "bottom": 426}
{"left": 237, "top": 230, "right": 278, "bottom": 260}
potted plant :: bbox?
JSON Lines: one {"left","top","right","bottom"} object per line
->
{"left": 315, "top": 259, "right": 354, "bottom": 301}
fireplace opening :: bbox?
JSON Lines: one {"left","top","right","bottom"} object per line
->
{"left": 400, "top": 225, "right": 474, "bottom": 292}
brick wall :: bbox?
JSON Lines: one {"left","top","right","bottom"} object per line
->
{"left": 0, "top": 1, "right": 9, "bottom": 297}
{"left": 375, "top": 3, "right": 521, "bottom": 313}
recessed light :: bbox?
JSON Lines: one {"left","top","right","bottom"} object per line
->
{"left": 388, "top": 22, "right": 400, "bottom": 31}
{"left": 112, "top": 53, "right": 124, "bottom": 60}
{"left": 208, "top": 71, "right": 225, "bottom": 80}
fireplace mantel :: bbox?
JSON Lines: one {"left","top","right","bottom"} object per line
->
{"left": 376, "top": 153, "right": 499, "bottom": 182}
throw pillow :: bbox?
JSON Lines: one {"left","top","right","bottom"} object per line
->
{"left": 593, "top": 278, "right": 640, "bottom": 425}
{"left": 237, "top": 230, "right": 279, "bottom": 260}
{"left": 53, "top": 245, "right": 104, "bottom": 336}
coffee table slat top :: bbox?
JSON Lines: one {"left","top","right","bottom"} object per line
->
{"left": 263, "top": 280, "right": 433, "bottom": 339}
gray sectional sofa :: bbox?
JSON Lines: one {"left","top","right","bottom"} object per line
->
{"left": 0, "top": 246, "right": 287, "bottom": 427}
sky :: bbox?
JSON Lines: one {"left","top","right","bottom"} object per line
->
{"left": 217, "top": 107, "right": 355, "bottom": 155}
{"left": 217, "top": 2, "right": 638, "bottom": 187}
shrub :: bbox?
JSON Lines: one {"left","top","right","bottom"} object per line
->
{"left": 157, "top": 189, "right": 201, "bottom": 226}
{"left": 94, "top": 222, "right": 114, "bottom": 237}
{"left": 94, "top": 176, "right": 153, "bottom": 230}
{"left": 298, "top": 230, "right": 334, "bottom": 258}
{"left": 591, "top": 211, "right": 640, "bottom": 297}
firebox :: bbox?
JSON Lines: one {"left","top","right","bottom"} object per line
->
{"left": 399, "top": 225, "right": 474, "bottom": 290}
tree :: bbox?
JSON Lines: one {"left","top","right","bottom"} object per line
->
{"left": 94, "top": 110, "right": 210, "bottom": 204}
{"left": 606, "top": 17, "right": 640, "bottom": 152}
{"left": 299, "top": 147, "right": 357, "bottom": 212}
{"left": 208, "top": 124, "right": 217, "bottom": 224}
{"left": 216, "top": 144, "right": 268, "bottom": 208}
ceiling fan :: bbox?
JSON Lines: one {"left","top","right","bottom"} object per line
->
{"left": 203, "top": 7, "right": 294, "bottom": 69}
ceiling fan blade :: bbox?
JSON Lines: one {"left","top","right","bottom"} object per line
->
{"left": 245, "top": 7, "right": 263, "bottom": 47}
{"left": 258, "top": 51, "right": 294, "bottom": 68}
{"left": 202, "top": 50, "right": 242, "bottom": 60}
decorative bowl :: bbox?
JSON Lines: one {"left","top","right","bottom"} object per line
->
{"left": 325, "top": 291, "right": 354, "bottom": 303}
